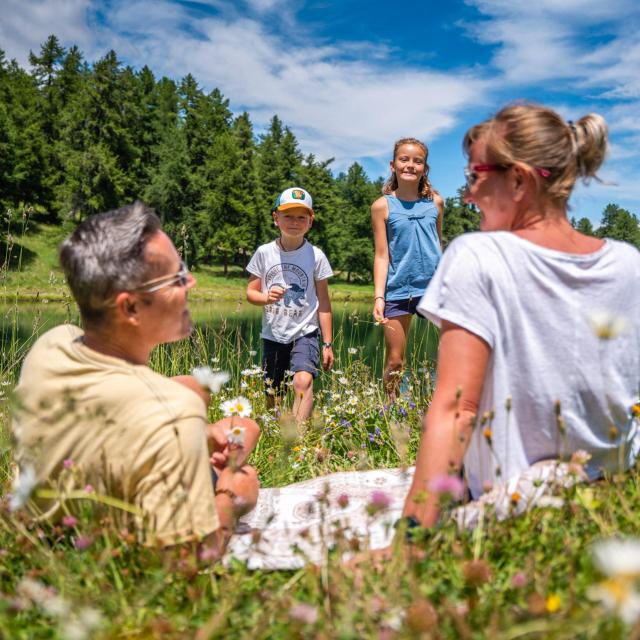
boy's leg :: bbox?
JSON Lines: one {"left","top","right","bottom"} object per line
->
{"left": 290, "top": 332, "right": 320, "bottom": 425}
{"left": 292, "top": 371, "right": 314, "bottom": 424}
{"left": 262, "top": 338, "right": 291, "bottom": 410}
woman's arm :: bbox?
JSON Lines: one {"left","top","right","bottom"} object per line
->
{"left": 316, "top": 278, "right": 333, "bottom": 370}
{"left": 434, "top": 192, "right": 445, "bottom": 249}
{"left": 402, "top": 321, "right": 491, "bottom": 526}
{"left": 371, "top": 197, "right": 390, "bottom": 323}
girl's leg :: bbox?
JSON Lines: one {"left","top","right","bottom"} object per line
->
{"left": 383, "top": 314, "right": 413, "bottom": 398}
{"left": 292, "top": 370, "right": 314, "bottom": 424}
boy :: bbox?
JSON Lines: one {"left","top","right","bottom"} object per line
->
{"left": 246, "top": 187, "right": 333, "bottom": 424}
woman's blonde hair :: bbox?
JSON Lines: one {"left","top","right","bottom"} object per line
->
{"left": 463, "top": 103, "right": 608, "bottom": 207}
{"left": 382, "top": 137, "right": 434, "bottom": 199}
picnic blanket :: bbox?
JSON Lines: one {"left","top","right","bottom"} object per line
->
{"left": 224, "top": 461, "right": 584, "bottom": 570}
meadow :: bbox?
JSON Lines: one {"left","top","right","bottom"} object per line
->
{"left": 1, "top": 225, "right": 640, "bottom": 639}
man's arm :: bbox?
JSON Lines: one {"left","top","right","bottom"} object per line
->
{"left": 316, "top": 278, "right": 333, "bottom": 371}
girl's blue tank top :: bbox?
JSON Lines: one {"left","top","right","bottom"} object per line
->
{"left": 384, "top": 194, "right": 442, "bottom": 301}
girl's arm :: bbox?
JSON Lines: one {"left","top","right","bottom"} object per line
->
{"left": 434, "top": 192, "right": 445, "bottom": 249}
{"left": 316, "top": 278, "right": 333, "bottom": 371}
{"left": 402, "top": 321, "right": 491, "bottom": 526}
{"left": 371, "top": 197, "right": 390, "bottom": 323}
{"left": 246, "top": 275, "right": 284, "bottom": 306}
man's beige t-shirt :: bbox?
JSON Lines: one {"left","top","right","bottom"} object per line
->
{"left": 12, "top": 325, "right": 219, "bottom": 545}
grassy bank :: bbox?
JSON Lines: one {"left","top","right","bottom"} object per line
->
{"left": 1, "top": 222, "right": 373, "bottom": 303}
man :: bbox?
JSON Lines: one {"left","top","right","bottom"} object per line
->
{"left": 12, "top": 202, "right": 259, "bottom": 555}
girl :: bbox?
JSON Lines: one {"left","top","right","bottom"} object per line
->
{"left": 371, "top": 138, "right": 444, "bottom": 396}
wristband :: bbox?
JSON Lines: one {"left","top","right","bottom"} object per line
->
{"left": 374, "top": 296, "right": 385, "bottom": 302}
{"left": 322, "top": 342, "right": 332, "bottom": 348}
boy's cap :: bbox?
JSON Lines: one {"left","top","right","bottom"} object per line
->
{"left": 273, "top": 187, "right": 313, "bottom": 213}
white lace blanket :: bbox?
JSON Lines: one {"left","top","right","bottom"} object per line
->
{"left": 224, "top": 461, "right": 583, "bottom": 570}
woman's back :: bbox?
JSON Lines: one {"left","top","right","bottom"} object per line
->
{"left": 419, "top": 232, "right": 640, "bottom": 498}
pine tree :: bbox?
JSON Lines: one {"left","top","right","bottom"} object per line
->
{"left": 596, "top": 204, "right": 640, "bottom": 247}
{"left": 442, "top": 187, "right": 480, "bottom": 246}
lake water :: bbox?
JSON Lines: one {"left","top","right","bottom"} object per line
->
{"left": 0, "top": 299, "right": 439, "bottom": 384}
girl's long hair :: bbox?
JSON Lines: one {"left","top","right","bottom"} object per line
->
{"left": 382, "top": 137, "right": 434, "bottom": 199}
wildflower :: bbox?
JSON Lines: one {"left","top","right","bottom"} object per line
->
{"left": 405, "top": 598, "right": 438, "bottom": 632}
{"left": 571, "top": 449, "right": 592, "bottom": 467}
{"left": 211, "top": 357, "right": 220, "bottom": 363}
{"left": 332, "top": 369, "right": 344, "bottom": 375}
{"left": 546, "top": 593, "right": 561, "bottom": 613}
{"left": 632, "top": 403, "right": 640, "bottom": 419}
{"left": 62, "top": 515, "right": 78, "bottom": 528}
{"left": 347, "top": 396, "right": 358, "bottom": 407}
{"left": 510, "top": 492, "right": 521, "bottom": 506}
{"left": 339, "top": 377, "right": 348, "bottom": 385}
{"left": 192, "top": 366, "right": 230, "bottom": 393}
{"left": 587, "top": 310, "right": 630, "bottom": 340}
{"left": 592, "top": 538, "right": 640, "bottom": 578}
{"left": 348, "top": 347, "right": 358, "bottom": 354}
{"left": 63, "top": 458, "right": 74, "bottom": 469}
{"left": 84, "top": 484, "right": 94, "bottom": 493}
{"left": 9, "top": 463, "right": 37, "bottom": 511}
{"left": 289, "top": 602, "right": 318, "bottom": 625}
{"left": 366, "top": 489, "right": 392, "bottom": 515}
{"left": 482, "top": 427, "right": 492, "bottom": 441}
{"left": 587, "top": 538, "right": 640, "bottom": 624}
{"left": 429, "top": 474, "right": 465, "bottom": 501}
{"left": 337, "top": 493, "right": 349, "bottom": 508}
{"left": 537, "top": 496, "right": 564, "bottom": 509}
{"left": 227, "top": 425, "right": 246, "bottom": 447}
{"left": 511, "top": 572, "right": 528, "bottom": 588}
{"left": 221, "top": 396, "right": 252, "bottom": 418}
{"left": 74, "top": 535, "right": 93, "bottom": 551}
{"left": 249, "top": 350, "right": 257, "bottom": 357}
{"left": 463, "top": 559, "right": 491, "bottom": 586}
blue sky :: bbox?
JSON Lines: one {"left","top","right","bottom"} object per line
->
{"left": 2, "top": 0, "right": 640, "bottom": 223}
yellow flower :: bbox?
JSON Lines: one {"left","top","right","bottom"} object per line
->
{"left": 546, "top": 593, "right": 561, "bottom": 613}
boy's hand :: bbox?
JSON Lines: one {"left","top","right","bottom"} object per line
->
{"left": 265, "top": 285, "right": 285, "bottom": 303}
{"left": 322, "top": 345, "right": 334, "bottom": 370}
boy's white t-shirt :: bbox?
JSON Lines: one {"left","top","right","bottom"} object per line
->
{"left": 417, "top": 232, "right": 640, "bottom": 499}
{"left": 247, "top": 240, "right": 333, "bottom": 344}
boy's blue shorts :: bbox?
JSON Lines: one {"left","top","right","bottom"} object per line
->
{"left": 262, "top": 330, "right": 319, "bottom": 392}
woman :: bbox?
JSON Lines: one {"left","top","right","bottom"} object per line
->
{"left": 402, "top": 103, "right": 640, "bottom": 528}
{"left": 371, "top": 138, "right": 444, "bottom": 397}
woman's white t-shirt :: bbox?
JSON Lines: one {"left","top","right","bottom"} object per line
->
{"left": 247, "top": 240, "right": 333, "bottom": 344}
{"left": 418, "top": 232, "right": 640, "bottom": 498}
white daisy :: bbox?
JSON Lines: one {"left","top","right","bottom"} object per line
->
{"left": 228, "top": 425, "right": 246, "bottom": 446}
{"left": 221, "top": 396, "right": 252, "bottom": 418}
{"left": 9, "top": 463, "right": 37, "bottom": 511}
{"left": 587, "top": 310, "right": 630, "bottom": 340}
{"left": 192, "top": 366, "right": 230, "bottom": 393}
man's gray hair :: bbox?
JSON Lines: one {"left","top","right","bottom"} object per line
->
{"left": 59, "top": 201, "right": 161, "bottom": 325}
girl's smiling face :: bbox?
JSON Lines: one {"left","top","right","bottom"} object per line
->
{"left": 391, "top": 143, "right": 426, "bottom": 186}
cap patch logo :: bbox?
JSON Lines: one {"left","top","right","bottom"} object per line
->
{"left": 291, "top": 189, "right": 305, "bottom": 200}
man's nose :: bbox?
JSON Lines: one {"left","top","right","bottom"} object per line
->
{"left": 186, "top": 272, "right": 196, "bottom": 289}
{"left": 463, "top": 187, "right": 473, "bottom": 205}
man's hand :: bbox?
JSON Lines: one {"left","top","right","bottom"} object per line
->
{"left": 265, "top": 285, "right": 285, "bottom": 304}
{"left": 322, "top": 345, "right": 334, "bottom": 371}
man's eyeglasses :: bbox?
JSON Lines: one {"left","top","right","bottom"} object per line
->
{"left": 464, "top": 163, "right": 552, "bottom": 189}
{"left": 134, "top": 261, "right": 190, "bottom": 293}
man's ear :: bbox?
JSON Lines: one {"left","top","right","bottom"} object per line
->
{"left": 113, "top": 292, "right": 140, "bottom": 325}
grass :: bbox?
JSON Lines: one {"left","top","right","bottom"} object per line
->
{"left": 0, "top": 210, "right": 373, "bottom": 302}
{"left": 1, "top": 210, "right": 640, "bottom": 638}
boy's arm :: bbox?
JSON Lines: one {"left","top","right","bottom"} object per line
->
{"left": 246, "top": 275, "right": 284, "bottom": 306}
{"left": 316, "top": 278, "right": 333, "bottom": 371}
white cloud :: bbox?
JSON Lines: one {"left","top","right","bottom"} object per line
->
{"left": 0, "top": 0, "right": 94, "bottom": 66}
